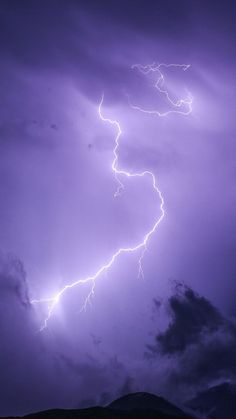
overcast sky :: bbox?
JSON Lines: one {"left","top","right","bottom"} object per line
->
{"left": 0, "top": 0, "right": 236, "bottom": 416}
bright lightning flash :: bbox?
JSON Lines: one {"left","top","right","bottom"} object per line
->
{"left": 31, "top": 63, "right": 192, "bottom": 331}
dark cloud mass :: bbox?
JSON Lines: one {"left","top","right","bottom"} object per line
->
{"left": 147, "top": 284, "right": 236, "bottom": 399}
{"left": 0, "top": 0, "right": 235, "bottom": 416}
{"left": 0, "top": 252, "right": 29, "bottom": 306}
{"left": 154, "top": 284, "right": 224, "bottom": 354}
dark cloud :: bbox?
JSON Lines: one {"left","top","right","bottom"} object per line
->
{"left": 0, "top": 252, "right": 30, "bottom": 306}
{"left": 179, "top": 331, "right": 236, "bottom": 386}
{"left": 152, "top": 283, "right": 223, "bottom": 354}
{"left": 148, "top": 284, "right": 236, "bottom": 397}
{"left": 186, "top": 381, "right": 236, "bottom": 419}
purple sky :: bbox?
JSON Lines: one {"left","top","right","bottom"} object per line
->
{"left": 0, "top": 0, "right": 236, "bottom": 416}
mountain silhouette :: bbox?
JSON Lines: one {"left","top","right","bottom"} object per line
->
{"left": 108, "top": 392, "right": 190, "bottom": 417}
{"left": 2, "top": 392, "right": 195, "bottom": 419}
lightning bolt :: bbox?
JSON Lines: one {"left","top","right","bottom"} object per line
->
{"left": 129, "top": 62, "right": 192, "bottom": 116}
{"left": 31, "top": 63, "right": 192, "bottom": 331}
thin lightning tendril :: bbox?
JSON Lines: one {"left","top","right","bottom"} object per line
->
{"left": 129, "top": 62, "right": 192, "bottom": 116}
{"left": 31, "top": 63, "right": 192, "bottom": 331}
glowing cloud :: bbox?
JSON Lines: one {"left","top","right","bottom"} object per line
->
{"left": 31, "top": 63, "right": 192, "bottom": 331}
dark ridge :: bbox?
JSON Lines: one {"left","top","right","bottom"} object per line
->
{"left": 108, "top": 391, "right": 189, "bottom": 417}
{"left": 1, "top": 392, "right": 195, "bottom": 419}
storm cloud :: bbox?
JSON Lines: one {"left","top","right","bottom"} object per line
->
{"left": 0, "top": 252, "right": 29, "bottom": 306}
{"left": 147, "top": 284, "right": 236, "bottom": 399}
{"left": 0, "top": 0, "right": 235, "bottom": 416}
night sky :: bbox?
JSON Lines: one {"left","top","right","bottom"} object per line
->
{"left": 0, "top": 0, "right": 236, "bottom": 416}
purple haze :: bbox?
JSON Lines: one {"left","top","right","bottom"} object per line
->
{"left": 0, "top": 0, "right": 236, "bottom": 416}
